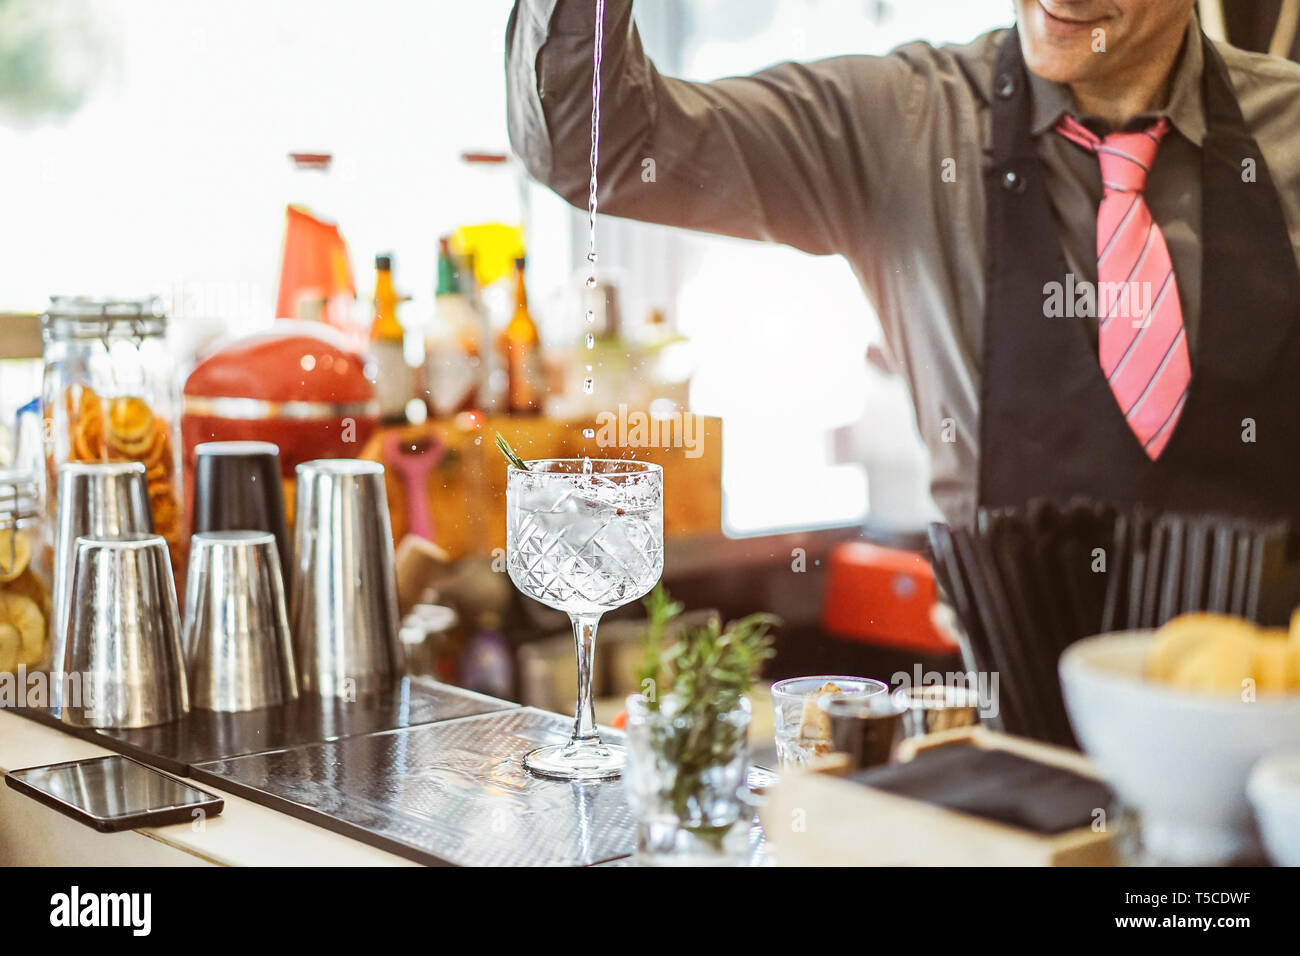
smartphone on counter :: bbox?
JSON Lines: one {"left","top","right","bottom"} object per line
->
{"left": 5, "top": 754, "right": 223, "bottom": 833}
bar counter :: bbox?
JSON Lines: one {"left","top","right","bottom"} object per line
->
{"left": 0, "top": 708, "right": 414, "bottom": 866}
{"left": 1, "top": 685, "right": 1112, "bottom": 867}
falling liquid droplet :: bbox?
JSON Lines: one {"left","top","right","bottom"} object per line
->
{"left": 582, "top": 457, "right": 593, "bottom": 474}
{"left": 585, "top": 333, "right": 595, "bottom": 349}
{"left": 585, "top": 364, "right": 592, "bottom": 372}
{"left": 582, "top": 427, "right": 595, "bottom": 439}
{"left": 585, "top": 309, "right": 595, "bottom": 324}
{"left": 585, "top": 276, "right": 597, "bottom": 289}
{"left": 583, "top": 377, "right": 594, "bottom": 395}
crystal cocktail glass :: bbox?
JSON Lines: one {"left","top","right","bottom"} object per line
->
{"left": 506, "top": 459, "right": 664, "bottom": 780}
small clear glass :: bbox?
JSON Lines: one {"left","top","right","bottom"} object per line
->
{"left": 893, "top": 683, "right": 982, "bottom": 738}
{"left": 506, "top": 458, "right": 663, "bottom": 780}
{"left": 624, "top": 693, "right": 753, "bottom": 865}
{"left": 770, "top": 675, "right": 889, "bottom": 769}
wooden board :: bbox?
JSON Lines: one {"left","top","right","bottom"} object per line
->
{"left": 359, "top": 414, "right": 722, "bottom": 560}
{"left": 760, "top": 727, "right": 1120, "bottom": 866}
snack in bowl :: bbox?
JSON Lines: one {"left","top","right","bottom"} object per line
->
{"left": 1147, "top": 612, "right": 1300, "bottom": 693}
{"left": 1061, "top": 623, "right": 1300, "bottom": 865}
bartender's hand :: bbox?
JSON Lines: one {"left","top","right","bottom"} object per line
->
{"left": 506, "top": 0, "right": 921, "bottom": 257}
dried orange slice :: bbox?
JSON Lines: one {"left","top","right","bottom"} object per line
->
{"left": 107, "top": 396, "right": 154, "bottom": 442}
{"left": 6, "top": 568, "right": 51, "bottom": 621}
{"left": 107, "top": 426, "right": 156, "bottom": 458}
{"left": 150, "top": 485, "right": 179, "bottom": 534}
{"left": 0, "top": 623, "right": 19, "bottom": 673}
{"left": 0, "top": 529, "right": 32, "bottom": 583}
{"left": 0, "top": 592, "right": 45, "bottom": 669}
{"left": 142, "top": 419, "right": 172, "bottom": 469}
{"left": 72, "top": 421, "right": 103, "bottom": 462}
{"left": 76, "top": 386, "right": 102, "bottom": 424}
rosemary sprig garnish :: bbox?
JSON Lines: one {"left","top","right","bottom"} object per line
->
{"left": 495, "top": 432, "right": 530, "bottom": 470}
{"left": 637, "top": 583, "right": 683, "bottom": 701}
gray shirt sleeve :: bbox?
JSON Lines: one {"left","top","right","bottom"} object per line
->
{"left": 506, "top": 0, "right": 925, "bottom": 258}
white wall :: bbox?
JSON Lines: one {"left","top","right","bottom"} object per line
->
{"left": 1, "top": 0, "right": 518, "bottom": 356}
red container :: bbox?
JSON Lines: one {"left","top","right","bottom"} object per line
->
{"left": 819, "top": 541, "right": 957, "bottom": 653}
{"left": 181, "top": 321, "right": 378, "bottom": 529}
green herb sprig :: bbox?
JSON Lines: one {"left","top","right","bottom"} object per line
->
{"left": 495, "top": 432, "right": 530, "bottom": 470}
{"left": 636, "top": 583, "right": 684, "bottom": 698}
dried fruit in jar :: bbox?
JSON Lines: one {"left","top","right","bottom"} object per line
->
{"left": 0, "top": 529, "right": 47, "bottom": 672}
{"left": 64, "top": 385, "right": 181, "bottom": 558}
{"left": 0, "top": 590, "right": 45, "bottom": 670}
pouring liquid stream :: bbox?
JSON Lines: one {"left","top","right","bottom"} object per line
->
{"left": 581, "top": 0, "right": 605, "bottom": 442}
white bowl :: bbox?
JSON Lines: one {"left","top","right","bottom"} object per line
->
{"left": 1059, "top": 631, "right": 1300, "bottom": 865}
{"left": 1248, "top": 751, "right": 1300, "bottom": 867}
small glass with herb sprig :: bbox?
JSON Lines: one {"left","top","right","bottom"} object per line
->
{"left": 623, "top": 584, "right": 777, "bottom": 865}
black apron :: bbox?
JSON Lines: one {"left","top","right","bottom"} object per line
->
{"left": 978, "top": 28, "right": 1300, "bottom": 524}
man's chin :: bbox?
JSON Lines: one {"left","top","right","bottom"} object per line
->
{"left": 1019, "top": 35, "right": 1096, "bottom": 86}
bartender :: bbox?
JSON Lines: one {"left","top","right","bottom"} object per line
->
{"left": 505, "top": 1, "right": 1300, "bottom": 528}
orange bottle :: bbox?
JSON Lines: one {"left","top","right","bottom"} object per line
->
{"left": 368, "top": 253, "right": 411, "bottom": 423}
{"left": 500, "top": 256, "right": 544, "bottom": 416}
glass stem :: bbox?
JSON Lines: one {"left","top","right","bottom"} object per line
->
{"left": 569, "top": 613, "right": 602, "bottom": 745}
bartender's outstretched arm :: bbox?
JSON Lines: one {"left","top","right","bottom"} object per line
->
{"left": 505, "top": 0, "right": 925, "bottom": 257}
{"left": 506, "top": 1, "right": 1190, "bottom": 257}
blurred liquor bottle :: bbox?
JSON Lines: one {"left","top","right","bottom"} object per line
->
{"left": 456, "top": 249, "right": 507, "bottom": 413}
{"left": 277, "top": 153, "right": 359, "bottom": 344}
{"left": 368, "top": 253, "right": 412, "bottom": 423}
{"left": 500, "top": 256, "right": 544, "bottom": 416}
{"left": 424, "top": 237, "right": 483, "bottom": 416}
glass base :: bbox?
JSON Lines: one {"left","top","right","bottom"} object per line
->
{"left": 524, "top": 741, "right": 625, "bottom": 781}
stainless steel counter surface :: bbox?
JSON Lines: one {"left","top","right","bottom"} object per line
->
{"left": 14, "top": 677, "right": 515, "bottom": 776}
{"left": 192, "top": 707, "right": 639, "bottom": 866}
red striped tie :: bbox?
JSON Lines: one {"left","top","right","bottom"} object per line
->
{"left": 1056, "top": 115, "right": 1190, "bottom": 460}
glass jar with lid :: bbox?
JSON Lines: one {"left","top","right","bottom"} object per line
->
{"left": 0, "top": 469, "right": 51, "bottom": 674}
{"left": 41, "top": 297, "right": 183, "bottom": 573}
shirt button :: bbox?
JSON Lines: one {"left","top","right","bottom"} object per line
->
{"left": 1001, "top": 169, "right": 1026, "bottom": 193}
{"left": 995, "top": 72, "right": 1016, "bottom": 99}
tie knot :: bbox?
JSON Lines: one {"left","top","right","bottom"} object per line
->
{"left": 1055, "top": 115, "right": 1169, "bottom": 194}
